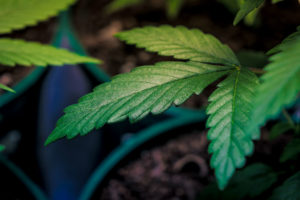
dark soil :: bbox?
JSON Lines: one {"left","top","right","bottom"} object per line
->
{"left": 71, "top": 0, "right": 300, "bottom": 199}
{"left": 0, "top": 18, "right": 57, "bottom": 94}
{"left": 99, "top": 128, "right": 293, "bottom": 200}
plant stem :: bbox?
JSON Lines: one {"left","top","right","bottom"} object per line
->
{"left": 249, "top": 67, "right": 265, "bottom": 74}
{"left": 282, "top": 109, "right": 296, "bottom": 130}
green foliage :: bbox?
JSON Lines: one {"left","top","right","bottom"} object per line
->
{"left": 166, "top": 0, "right": 184, "bottom": 19}
{"left": 0, "top": 0, "right": 76, "bottom": 34}
{"left": 280, "top": 138, "right": 300, "bottom": 162}
{"left": 0, "top": 145, "right": 5, "bottom": 152}
{"left": 116, "top": 26, "right": 239, "bottom": 66}
{"left": 249, "top": 35, "right": 300, "bottom": 137}
{"left": 0, "top": 83, "right": 15, "bottom": 93}
{"left": 199, "top": 163, "right": 277, "bottom": 200}
{"left": 269, "top": 171, "right": 300, "bottom": 200}
{"left": 207, "top": 67, "right": 259, "bottom": 189}
{"left": 0, "top": 0, "right": 101, "bottom": 93}
{"left": 233, "top": 0, "right": 264, "bottom": 25}
{"left": 47, "top": 25, "right": 261, "bottom": 190}
{"left": 105, "top": 0, "right": 143, "bottom": 14}
{"left": 0, "top": 38, "right": 100, "bottom": 67}
{"left": 45, "top": 61, "right": 231, "bottom": 144}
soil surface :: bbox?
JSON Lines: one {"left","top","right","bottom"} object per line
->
{"left": 0, "top": 18, "right": 57, "bottom": 94}
{"left": 99, "top": 128, "right": 292, "bottom": 200}
{"left": 71, "top": 0, "right": 300, "bottom": 199}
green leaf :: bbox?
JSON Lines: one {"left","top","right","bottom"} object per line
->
{"left": 0, "top": 145, "right": 5, "bottom": 152}
{"left": 280, "top": 138, "right": 300, "bottom": 162}
{"left": 166, "top": 0, "right": 184, "bottom": 19}
{"left": 116, "top": 25, "right": 239, "bottom": 66}
{"left": 105, "top": 0, "right": 144, "bottom": 14}
{"left": 46, "top": 61, "right": 232, "bottom": 145}
{"left": 268, "top": 26, "right": 300, "bottom": 55}
{"left": 269, "top": 171, "right": 300, "bottom": 200}
{"left": 269, "top": 122, "right": 293, "bottom": 140}
{"left": 233, "top": 0, "right": 264, "bottom": 25}
{"left": 0, "top": 83, "right": 15, "bottom": 93}
{"left": 199, "top": 163, "right": 277, "bottom": 200}
{"left": 206, "top": 67, "right": 259, "bottom": 189}
{"left": 0, "top": 38, "right": 100, "bottom": 67}
{"left": 249, "top": 37, "right": 300, "bottom": 137}
{"left": 0, "top": 0, "right": 76, "bottom": 34}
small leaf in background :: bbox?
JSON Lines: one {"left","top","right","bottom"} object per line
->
{"left": 0, "top": 0, "right": 76, "bottom": 34}
{"left": 249, "top": 36, "right": 300, "bottom": 138}
{"left": 116, "top": 25, "right": 240, "bottom": 66}
{"left": 46, "top": 61, "right": 232, "bottom": 145}
{"left": 0, "top": 83, "right": 15, "bottom": 93}
{"left": 0, "top": 145, "right": 5, "bottom": 152}
{"left": 206, "top": 68, "right": 259, "bottom": 189}
{"left": 233, "top": 0, "right": 265, "bottom": 25}
{"left": 269, "top": 122, "right": 293, "bottom": 140}
{"left": 105, "top": 0, "right": 144, "bottom": 14}
{"left": 198, "top": 163, "right": 277, "bottom": 200}
{"left": 0, "top": 38, "right": 100, "bottom": 67}
{"left": 166, "top": 0, "right": 184, "bottom": 19}
{"left": 268, "top": 26, "right": 300, "bottom": 55}
{"left": 280, "top": 138, "right": 300, "bottom": 162}
{"left": 269, "top": 171, "right": 300, "bottom": 200}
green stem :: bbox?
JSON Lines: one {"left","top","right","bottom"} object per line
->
{"left": 0, "top": 155, "right": 48, "bottom": 200}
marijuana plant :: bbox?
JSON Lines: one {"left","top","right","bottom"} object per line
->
{"left": 46, "top": 0, "right": 300, "bottom": 192}
{"left": 0, "top": 0, "right": 100, "bottom": 92}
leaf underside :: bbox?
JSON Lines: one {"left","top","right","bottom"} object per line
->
{"left": 249, "top": 37, "right": 300, "bottom": 137}
{"left": 207, "top": 67, "right": 259, "bottom": 189}
{"left": 115, "top": 25, "right": 239, "bottom": 66}
{"left": 46, "top": 61, "right": 232, "bottom": 145}
{"left": 233, "top": 0, "right": 265, "bottom": 25}
{"left": 0, "top": 38, "right": 100, "bottom": 67}
{"left": 0, "top": 0, "right": 76, "bottom": 34}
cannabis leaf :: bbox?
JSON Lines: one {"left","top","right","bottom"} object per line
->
{"left": 233, "top": 0, "right": 264, "bottom": 25}
{"left": 207, "top": 67, "right": 259, "bottom": 189}
{"left": 116, "top": 25, "right": 239, "bottom": 66}
{"left": 47, "top": 26, "right": 260, "bottom": 190}
{"left": 269, "top": 171, "right": 300, "bottom": 200}
{"left": 0, "top": 0, "right": 76, "bottom": 34}
{"left": 249, "top": 36, "right": 300, "bottom": 136}
{"left": 0, "top": 83, "right": 15, "bottom": 93}
{"left": 0, "top": 38, "right": 100, "bottom": 67}
{"left": 199, "top": 163, "right": 277, "bottom": 200}
{"left": 45, "top": 61, "right": 231, "bottom": 145}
